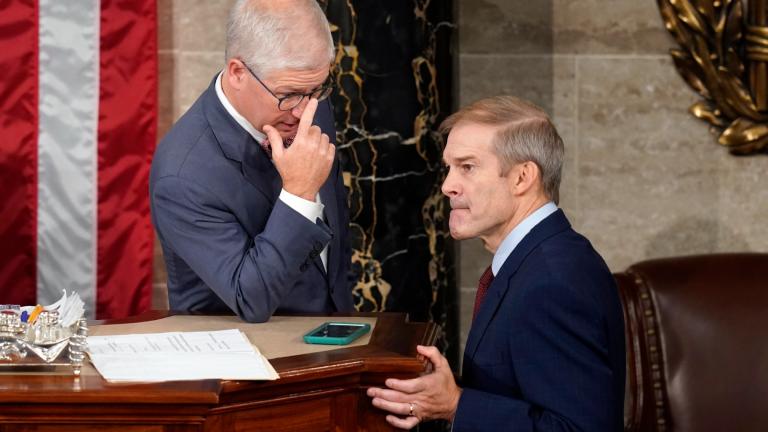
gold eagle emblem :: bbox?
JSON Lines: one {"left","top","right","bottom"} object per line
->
{"left": 658, "top": 0, "right": 768, "bottom": 154}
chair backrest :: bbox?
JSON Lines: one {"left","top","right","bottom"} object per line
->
{"left": 616, "top": 253, "right": 768, "bottom": 432}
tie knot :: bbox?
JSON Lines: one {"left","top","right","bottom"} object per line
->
{"left": 259, "top": 138, "right": 272, "bottom": 157}
{"left": 260, "top": 136, "right": 294, "bottom": 159}
{"left": 478, "top": 265, "right": 494, "bottom": 289}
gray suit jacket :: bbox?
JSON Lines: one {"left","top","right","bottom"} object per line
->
{"left": 150, "top": 77, "right": 353, "bottom": 322}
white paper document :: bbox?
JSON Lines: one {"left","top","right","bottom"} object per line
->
{"left": 87, "top": 329, "right": 279, "bottom": 383}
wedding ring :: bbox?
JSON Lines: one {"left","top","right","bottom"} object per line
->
{"left": 409, "top": 402, "right": 414, "bottom": 417}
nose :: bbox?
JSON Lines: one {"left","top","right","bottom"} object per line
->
{"left": 290, "top": 97, "right": 312, "bottom": 118}
{"left": 441, "top": 167, "right": 459, "bottom": 198}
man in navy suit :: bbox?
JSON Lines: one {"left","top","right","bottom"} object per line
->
{"left": 149, "top": 0, "right": 353, "bottom": 323}
{"left": 368, "top": 96, "right": 625, "bottom": 430}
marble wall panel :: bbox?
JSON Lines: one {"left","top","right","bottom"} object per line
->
{"left": 459, "top": 0, "right": 552, "bottom": 55}
{"left": 460, "top": 54, "right": 554, "bottom": 112}
{"left": 551, "top": 57, "right": 579, "bottom": 223}
{"left": 172, "top": 0, "right": 234, "bottom": 52}
{"left": 553, "top": 0, "right": 671, "bottom": 55}
{"left": 718, "top": 156, "right": 768, "bottom": 252}
{"left": 175, "top": 52, "right": 224, "bottom": 117}
{"left": 576, "top": 57, "right": 723, "bottom": 271}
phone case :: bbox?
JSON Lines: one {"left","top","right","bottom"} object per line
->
{"left": 303, "top": 322, "right": 371, "bottom": 345}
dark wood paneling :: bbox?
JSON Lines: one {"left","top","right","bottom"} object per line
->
{"left": 0, "top": 312, "right": 437, "bottom": 432}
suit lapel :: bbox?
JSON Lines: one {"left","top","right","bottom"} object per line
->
{"left": 464, "top": 210, "right": 572, "bottom": 359}
{"left": 201, "top": 75, "right": 281, "bottom": 202}
{"left": 322, "top": 162, "right": 343, "bottom": 282}
{"left": 241, "top": 142, "right": 282, "bottom": 203}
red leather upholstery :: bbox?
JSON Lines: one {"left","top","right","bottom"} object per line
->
{"left": 616, "top": 253, "right": 768, "bottom": 432}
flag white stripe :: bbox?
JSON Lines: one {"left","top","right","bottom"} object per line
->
{"left": 37, "top": 0, "right": 100, "bottom": 317}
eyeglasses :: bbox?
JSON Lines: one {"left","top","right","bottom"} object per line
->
{"left": 240, "top": 60, "right": 334, "bottom": 111}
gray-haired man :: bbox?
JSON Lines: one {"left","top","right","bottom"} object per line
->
{"left": 367, "top": 96, "right": 625, "bottom": 431}
{"left": 150, "top": 0, "right": 353, "bottom": 322}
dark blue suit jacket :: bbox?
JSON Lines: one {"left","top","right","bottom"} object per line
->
{"left": 454, "top": 210, "right": 625, "bottom": 431}
{"left": 150, "top": 77, "right": 353, "bottom": 322}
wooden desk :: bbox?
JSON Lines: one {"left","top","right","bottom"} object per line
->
{"left": 0, "top": 312, "right": 438, "bottom": 431}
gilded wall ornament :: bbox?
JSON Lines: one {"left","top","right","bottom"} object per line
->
{"left": 658, "top": 0, "right": 768, "bottom": 154}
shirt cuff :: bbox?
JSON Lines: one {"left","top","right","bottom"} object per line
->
{"left": 279, "top": 189, "right": 324, "bottom": 223}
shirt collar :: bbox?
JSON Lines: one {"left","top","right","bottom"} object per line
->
{"left": 215, "top": 71, "right": 267, "bottom": 144}
{"left": 491, "top": 201, "right": 558, "bottom": 275}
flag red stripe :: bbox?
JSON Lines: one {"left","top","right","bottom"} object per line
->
{"left": 96, "top": 0, "right": 158, "bottom": 318}
{"left": 0, "top": 0, "right": 38, "bottom": 306}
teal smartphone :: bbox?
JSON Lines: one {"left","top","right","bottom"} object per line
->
{"left": 303, "top": 322, "right": 371, "bottom": 345}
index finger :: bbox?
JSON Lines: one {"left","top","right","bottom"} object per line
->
{"left": 368, "top": 387, "right": 412, "bottom": 403}
{"left": 385, "top": 376, "right": 427, "bottom": 394}
{"left": 296, "top": 98, "right": 319, "bottom": 137}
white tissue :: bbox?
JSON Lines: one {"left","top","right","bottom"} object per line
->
{"left": 45, "top": 290, "right": 85, "bottom": 327}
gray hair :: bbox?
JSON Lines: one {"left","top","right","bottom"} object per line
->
{"left": 225, "top": 0, "right": 335, "bottom": 77}
{"left": 439, "top": 96, "right": 565, "bottom": 204}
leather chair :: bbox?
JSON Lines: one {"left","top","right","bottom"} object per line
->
{"left": 615, "top": 253, "right": 768, "bottom": 432}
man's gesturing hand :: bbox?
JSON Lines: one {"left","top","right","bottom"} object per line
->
{"left": 367, "top": 345, "right": 462, "bottom": 429}
{"left": 263, "top": 98, "right": 335, "bottom": 201}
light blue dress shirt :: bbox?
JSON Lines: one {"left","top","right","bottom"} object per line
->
{"left": 491, "top": 202, "right": 558, "bottom": 276}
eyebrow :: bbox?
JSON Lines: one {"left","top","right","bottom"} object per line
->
{"left": 444, "top": 155, "right": 476, "bottom": 164}
{"left": 457, "top": 156, "right": 477, "bottom": 162}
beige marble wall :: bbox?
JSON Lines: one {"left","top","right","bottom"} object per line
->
{"left": 457, "top": 0, "right": 768, "bottom": 347}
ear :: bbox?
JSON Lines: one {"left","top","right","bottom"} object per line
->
{"left": 508, "top": 161, "right": 541, "bottom": 196}
{"left": 225, "top": 58, "right": 248, "bottom": 91}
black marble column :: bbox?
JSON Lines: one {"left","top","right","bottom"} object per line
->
{"left": 321, "top": 0, "right": 458, "bottom": 366}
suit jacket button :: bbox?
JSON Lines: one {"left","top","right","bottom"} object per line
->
{"left": 300, "top": 262, "right": 309, "bottom": 272}
{"left": 314, "top": 241, "right": 323, "bottom": 251}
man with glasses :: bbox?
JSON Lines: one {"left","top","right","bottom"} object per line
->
{"left": 150, "top": 0, "right": 353, "bottom": 322}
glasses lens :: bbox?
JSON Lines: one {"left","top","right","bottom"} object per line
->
{"left": 278, "top": 95, "right": 303, "bottom": 111}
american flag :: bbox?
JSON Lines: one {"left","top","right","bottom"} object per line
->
{"left": 0, "top": 0, "right": 157, "bottom": 319}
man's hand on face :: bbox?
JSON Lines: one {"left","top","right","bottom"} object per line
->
{"left": 366, "top": 345, "right": 462, "bottom": 429}
{"left": 263, "top": 98, "right": 335, "bottom": 201}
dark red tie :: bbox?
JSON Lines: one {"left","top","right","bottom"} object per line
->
{"left": 472, "top": 266, "right": 494, "bottom": 320}
{"left": 260, "top": 137, "right": 293, "bottom": 158}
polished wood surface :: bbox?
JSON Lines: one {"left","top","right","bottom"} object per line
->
{"left": 0, "top": 312, "right": 438, "bottom": 432}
